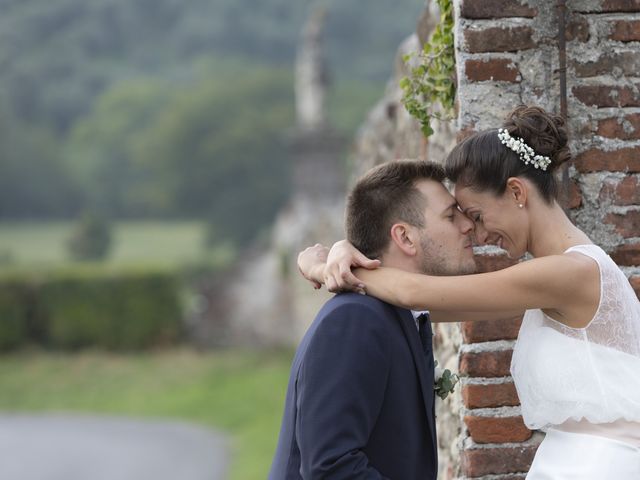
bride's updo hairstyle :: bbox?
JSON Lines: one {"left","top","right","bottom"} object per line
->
{"left": 445, "top": 105, "right": 572, "bottom": 203}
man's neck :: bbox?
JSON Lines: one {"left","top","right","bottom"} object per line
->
{"left": 379, "top": 251, "right": 420, "bottom": 275}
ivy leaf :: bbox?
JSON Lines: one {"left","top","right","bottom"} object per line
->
{"left": 399, "top": 0, "right": 455, "bottom": 138}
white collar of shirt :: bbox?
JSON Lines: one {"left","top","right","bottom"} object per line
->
{"left": 410, "top": 310, "right": 430, "bottom": 330}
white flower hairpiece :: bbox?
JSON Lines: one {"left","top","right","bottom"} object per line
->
{"left": 498, "top": 128, "right": 552, "bottom": 171}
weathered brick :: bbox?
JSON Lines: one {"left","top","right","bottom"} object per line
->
{"left": 460, "top": 350, "right": 513, "bottom": 377}
{"left": 575, "top": 0, "right": 640, "bottom": 12}
{"left": 465, "top": 58, "right": 520, "bottom": 82}
{"left": 569, "top": 179, "right": 583, "bottom": 209}
{"left": 462, "top": 381, "right": 520, "bottom": 408}
{"left": 475, "top": 253, "right": 519, "bottom": 273}
{"left": 631, "top": 276, "right": 640, "bottom": 299}
{"left": 610, "top": 19, "right": 640, "bottom": 42}
{"left": 573, "top": 51, "right": 640, "bottom": 77}
{"left": 602, "top": 0, "right": 640, "bottom": 12}
{"left": 465, "top": 415, "right": 532, "bottom": 443}
{"left": 460, "top": 0, "right": 537, "bottom": 19}
{"left": 461, "top": 445, "right": 539, "bottom": 477}
{"left": 462, "top": 316, "right": 523, "bottom": 343}
{"left": 610, "top": 242, "right": 640, "bottom": 266}
{"left": 465, "top": 26, "right": 536, "bottom": 53}
{"left": 604, "top": 210, "right": 640, "bottom": 238}
{"left": 600, "top": 176, "right": 640, "bottom": 206}
{"left": 596, "top": 114, "right": 640, "bottom": 140}
{"left": 572, "top": 84, "right": 640, "bottom": 108}
{"left": 566, "top": 15, "right": 590, "bottom": 42}
{"left": 574, "top": 147, "right": 640, "bottom": 173}
{"left": 621, "top": 178, "right": 640, "bottom": 205}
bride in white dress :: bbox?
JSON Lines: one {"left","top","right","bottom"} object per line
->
{"left": 298, "top": 106, "right": 640, "bottom": 478}
{"left": 510, "top": 243, "right": 640, "bottom": 478}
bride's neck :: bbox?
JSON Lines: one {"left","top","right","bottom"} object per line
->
{"left": 527, "top": 200, "right": 591, "bottom": 258}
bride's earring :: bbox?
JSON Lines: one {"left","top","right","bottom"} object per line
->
{"left": 518, "top": 204, "right": 524, "bottom": 209}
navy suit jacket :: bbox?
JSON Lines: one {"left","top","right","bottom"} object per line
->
{"left": 269, "top": 293, "right": 438, "bottom": 479}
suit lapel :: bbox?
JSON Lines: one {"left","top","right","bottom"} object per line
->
{"left": 393, "top": 306, "right": 437, "bottom": 449}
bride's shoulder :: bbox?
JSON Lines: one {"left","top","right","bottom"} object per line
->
{"left": 562, "top": 246, "right": 601, "bottom": 276}
{"left": 521, "top": 249, "right": 597, "bottom": 275}
{"left": 510, "top": 250, "right": 599, "bottom": 296}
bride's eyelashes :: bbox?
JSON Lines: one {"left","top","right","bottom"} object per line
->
{"left": 470, "top": 212, "right": 482, "bottom": 223}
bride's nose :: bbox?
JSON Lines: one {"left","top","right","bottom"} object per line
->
{"left": 473, "top": 222, "right": 489, "bottom": 245}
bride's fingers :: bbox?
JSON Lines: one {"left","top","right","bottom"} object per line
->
{"left": 325, "top": 271, "right": 359, "bottom": 293}
{"left": 325, "top": 275, "right": 340, "bottom": 293}
{"left": 353, "top": 252, "right": 381, "bottom": 270}
{"left": 338, "top": 266, "right": 364, "bottom": 290}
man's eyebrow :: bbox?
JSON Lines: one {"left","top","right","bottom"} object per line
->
{"left": 441, "top": 201, "right": 457, "bottom": 215}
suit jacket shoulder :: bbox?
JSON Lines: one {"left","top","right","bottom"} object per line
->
{"left": 317, "top": 292, "right": 400, "bottom": 326}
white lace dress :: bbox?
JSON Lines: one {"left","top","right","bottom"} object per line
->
{"left": 510, "top": 244, "right": 640, "bottom": 479}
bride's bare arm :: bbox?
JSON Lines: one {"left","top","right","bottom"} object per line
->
{"left": 429, "top": 310, "right": 525, "bottom": 323}
{"left": 299, "top": 241, "right": 525, "bottom": 322}
{"left": 354, "top": 254, "right": 597, "bottom": 314}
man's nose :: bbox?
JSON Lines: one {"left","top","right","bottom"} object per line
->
{"left": 459, "top": 213, "right": 474, "bottom": 235}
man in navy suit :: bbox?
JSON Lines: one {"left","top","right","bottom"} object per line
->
{"left": 269, "top": 160, "right": 477, "bottom": 479}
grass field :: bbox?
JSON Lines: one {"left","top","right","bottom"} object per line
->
{"left": 0, "top": 222, "right": 272, "bottom": 477}
{"left": 0, "top": 221, "right": 233, "bottom": 269}
{"left": 0, "top": 348, "right": 293, "bottom": 480}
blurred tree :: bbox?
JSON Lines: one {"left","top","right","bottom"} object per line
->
{"left": 66, "top": 210, "right": 113, "bottom": 261}
{"left": 0, "top": 0, "right": 422, "bottom": 134}
{"left": 65, "top": 65, "right": 293, "bottom": 245}
{"left": 0, "top": 103, "right": 80, "bottom": 218}
{"left": 65, "top": 78, "right": 171, "bottom": 217}
{"left": 133, "top": 67, "right": 294, "bottom": 246}
{"left": 0, "top": 0, "right": 422, "bottom": 223}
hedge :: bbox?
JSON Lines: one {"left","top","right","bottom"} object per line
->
{"left": 0, "top": 280, "right": 31, "bottom": 350}
{"left": 0, "top": 266, "right": 183, "bottom": 351}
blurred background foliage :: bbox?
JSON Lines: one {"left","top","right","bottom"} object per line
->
{"left": 0, "top": 0, "right": 422, "bottom": 245}
{"left": 0, "top": 0, "right": 423, "bottom": 477}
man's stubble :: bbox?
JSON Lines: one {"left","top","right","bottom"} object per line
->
{"left": 418, "top": 233, "right": 477, "bottom": 277}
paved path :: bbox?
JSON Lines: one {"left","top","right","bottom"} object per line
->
{"left": 0, "top": 413, "right": 228, "bottom": 480}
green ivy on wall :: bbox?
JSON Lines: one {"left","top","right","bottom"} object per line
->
{"left": 400, "top": 0, "right": 456, "bottom": 137}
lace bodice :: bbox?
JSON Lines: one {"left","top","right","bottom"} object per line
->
{"left": 511, "top": 244, "right": 640, "bottom": 430}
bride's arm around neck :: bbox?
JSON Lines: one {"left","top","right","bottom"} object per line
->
{"left": 355, "top": 252, "right": 600, "bottom": 328}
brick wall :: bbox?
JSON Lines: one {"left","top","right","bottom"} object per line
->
{"left": 453, "top": 0, "right": 640, "bottom": 478}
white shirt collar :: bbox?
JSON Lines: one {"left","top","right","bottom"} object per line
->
{"left": 411, "top": 310, "right": 430, "bottom": 320}
{"left": 410, "top": 310, "right": 430, "bottom": 330}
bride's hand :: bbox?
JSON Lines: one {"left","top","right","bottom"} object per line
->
{"left": 324, "top": 239, "right": 381, "bottom": 293}
{"left": 297, "top": 243, "right": 329, "bottom": 289}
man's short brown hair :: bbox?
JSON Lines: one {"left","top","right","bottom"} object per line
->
{"left": 345, "top": 160, "right": 445, "bottom": 258}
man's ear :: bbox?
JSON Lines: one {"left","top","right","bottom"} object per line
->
{"left": 389, "top": 223, "right": 418, "bottom": 256}
{"left": 506, "top": 177, "right": 528, "bottom": 207}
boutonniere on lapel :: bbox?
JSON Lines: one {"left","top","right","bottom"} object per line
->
{"left": 434, "top": 360, "right": 459, "bottom": 400}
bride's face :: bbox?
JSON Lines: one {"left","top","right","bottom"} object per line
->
{"left": 453, "top": 184, "right": 529, "bottom": 258}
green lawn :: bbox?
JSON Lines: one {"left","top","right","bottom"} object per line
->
{"left": 0, "top": 348, "right": 293, "bottom": 479}
{"left": 0, "top": 221, "right": 232, "bottom": 269}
